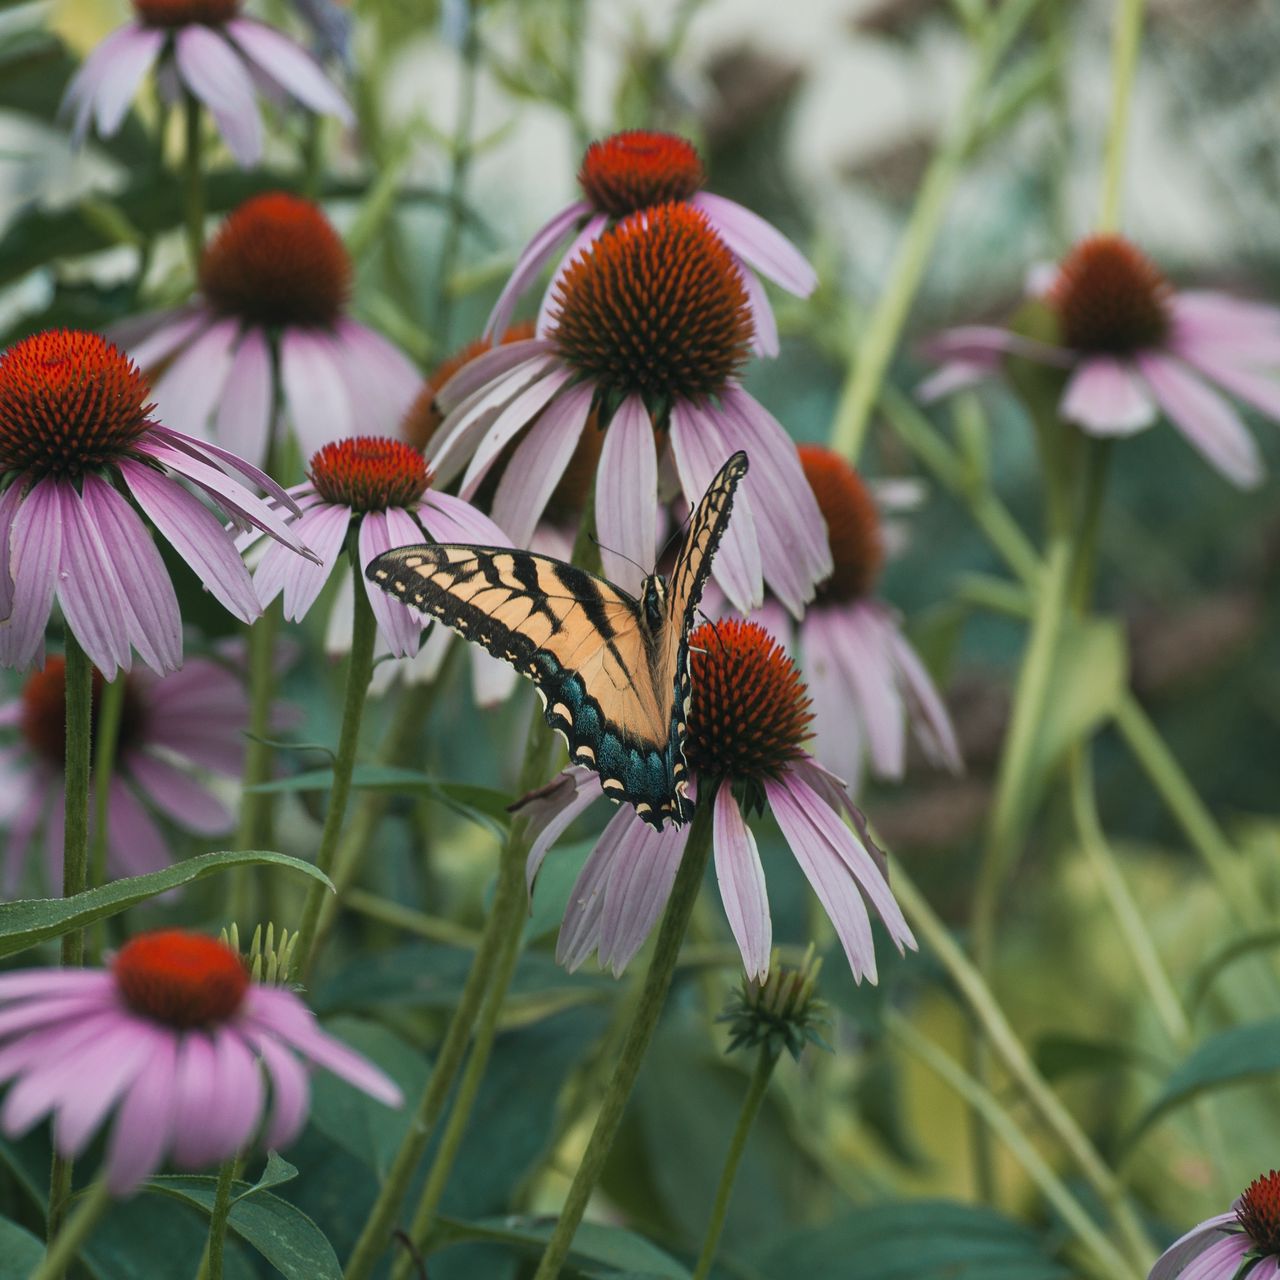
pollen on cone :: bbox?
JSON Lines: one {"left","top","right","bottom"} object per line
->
{"left": 113, "top": 931, "right": 250, "bottom": 1029}
{"left": 310, "top": 437, "right": 431, "bottom": 512}
{"left": 578, "top": 130, "right": 706, "bottom": 217}
{"left": 798, "top": 445, "right": 884, "bottom": 602}
{"left": 1238, "top": 1171, "right": 1280, "bottom": 1255}
{"left": 1050, "top": 234, "right": 1172, "bottom": 353}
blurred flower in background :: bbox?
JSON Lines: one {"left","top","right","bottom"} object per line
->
{"left": 921, "top": 234, "right": 1280, "bottom": 488}
{"left": 486, "top": 128, "right": 817, "bottom": 357}
{"left": 61, "top": 0, "right": 352, "bottom": 166}
{"left": 119, "top": 193, "right": 421, "bottom": 470}
{"left": 1149, "top": 1170, "right": 1280, "bottom": 1279}
{"left": 0, "top": 656, "right": 252, "bottom": 892}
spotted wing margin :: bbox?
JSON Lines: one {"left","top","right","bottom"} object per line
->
{"left": 656, "top": 450, "right": 751, "bottom": 814}
{"left": 366, "top": 544, "right": 683, "bottom": 827}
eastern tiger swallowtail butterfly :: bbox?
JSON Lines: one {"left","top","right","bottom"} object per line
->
{"left": 365, "top": 450, "right": 749, "bottom": 829}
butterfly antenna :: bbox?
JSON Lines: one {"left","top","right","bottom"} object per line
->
{"left": 695, "top": 608, "right": 730, "bottom": 656}
{"left": 588, "top": 532, "right": 652, "bottom": 577}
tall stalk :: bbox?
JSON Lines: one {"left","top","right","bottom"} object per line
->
{"left": 182, "top": 93, "right": 204, "bottom": 273}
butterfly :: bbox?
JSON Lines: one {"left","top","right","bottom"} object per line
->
{"left": 365, "top": 451, "right": 749, "bottom": 830}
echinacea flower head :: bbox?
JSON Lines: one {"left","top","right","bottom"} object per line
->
{"left": 718, "top": 944, "right": 830, "bottom": 1062}
{"left": 523, "top": 619, "right": 916, "bottom": 983}
{"left": 0, "top": 930, "right": 401, "bottom": 1195}
{"left": 1149, "top": 1170, "right": 1280, "bottom": 1280}
{"left": 0, "top": 654, "right": 255, "bottom": 892}
{"left": 0, "top": 330, "right": 308, "bottom": 676}
{"left": 921, "top": 233, "right": 1280, "bottom": 488}
{"left": 486, "top": 129, "right": 817, "bottom": 357}
{"left": 61, "top": 0, "right": 352, "bottom": 167}
{"left": 245, "top": 436, "right": 509, "bottom": 658}
{"left": 426, "top": 204, "right": 832, "bottom": 616}
{"left": 121, "top": 193, "right": 421, "bottom": 470}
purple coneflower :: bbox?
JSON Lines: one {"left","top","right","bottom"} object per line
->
{"left": 0, "top": 930, "right": 401, "bottom": 1194}
{"left": 244, "top": 436, "right": 507, "bottom": 658}
{"left": 61, "top": 0, "right": 352, "bottom": 167}
{"left": 121, "top": 193, "right": 421, "bottom": 469}
{"left": 921, "top": 234, "right": 1280, "bottom": 488}
{"left": 486, "top": 129, "right": 816, "bottom": 358}
{"left": 0, "top": 655, "right": 256, "bottom": 892}
{"left": 1149, "top": 1170, "right": 1280, "bottom": 1279}
{"left": 0, "top": 329, "right": 308, "bottom": 677}
{"left": 523, "top": 619, "right": 916, "bottom": 983}
{"left": 426, "top": 203, "right": 831, "bottom": 615}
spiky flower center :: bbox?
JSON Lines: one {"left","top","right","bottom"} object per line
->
{"left": 19, "top": 658, "right": 147, "bottom": 769}
{"left": 578, "top": 130, "right": 706, "bottom": 217}
{"left": 310, "top": 437, "right": 430, "bottom": 512}
{"left": 113, "top": 931, "right": 249, "bottom": 1029}
{"left": 200, "top": 193, "right": 352, "bottom": 329}
{"left": 0, "top": 331, "right": 154, "bottom": 477}
{"left": 132, "top": 0, "right": 239, "bottom": 25}
{"left": 550, "top": 204, "right": 753, "bottom": 406}
{"left": 684, "top": 619, "right": 812, "bottom": 784}
{"left": 1238, "top": 1171, "right": 1280, "bottom": 1255}
{"left": 1050, "top": 235, "right": 1171, "bottom": 354}
{"left": 799, "top": 445, "right": 883, "bottom": 603}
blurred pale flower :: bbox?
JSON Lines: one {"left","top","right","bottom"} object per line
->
{"left": 1149, "top": 1170, "right": 1280, "bottom": 1279}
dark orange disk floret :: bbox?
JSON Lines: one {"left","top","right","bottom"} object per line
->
{"left": 578, "top": 131, "right": 706, "bottom": 217}
{"left": 1049, "top": 234, "right": 1171, "bottom": 354}
{"left": 684, "top": 619, "right": 812, "bottom": 783}
{"left": 132, "top": 0, "right": 239, "bottom": 25}
{"left": 200, "top": 193, "right": 352, "bottom": 329}
{"left": 113, "top": 931, "right": 250, "bottom": 1029}
{"left": 798, "top": 445, "right": 883, "bottom": 603}
{"left": 0, "top": 330, "right": 153, "bottom": 476}
{"left": 20, "top": 658, "right": 146, "bottom": 768}
{"left": 1238, "top": 1171, "right": 1280, "bottom": 1255}
{"left": 310, "top": 437, "right": 430, "bottom": 512}
{"left": 550, "top": 203, "right": 753, "bottom": 404}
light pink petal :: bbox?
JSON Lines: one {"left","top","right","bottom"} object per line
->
{"left": 0, "top": 992, "right": 113, "bottom": 1043}
{"left": 332, "top": 319, "right": 421, "bottom": 434}
{"left": 54, "top": 1020, "right": 158, "bottom": 1158}
{"left": 739, "top": 264, "right": 779, "bottom": 358}
{"left": 1135, "top": 351, "right": 1264, "bottom": 489}
{"left": 802, "top": 611, "right": 866, "bottom": 791}
{"left": 521, "top": 767, "right": 604, "bottom": 894}
{"left": 418, "top": 491, "right": 511, "bottom": 546}
{"left": 717, "top": 388, "right": 831, "bottom": 614}
{"left": 175, "top": 25, "right": 263, "bottom": 166}
{"left": 120, "top": 460, "right": 262, "bottom": 622}
{"left": 0, "top": 482, "right": 61, "bottom": 671}
{"left": 127, "top": 752, "right": 233, "bottom": 834}
{"left": 489, "top": 381, "right": 593, "bottom": 546}
{"left": 209, "top": 1028, "right": 266, "bottom": 1160}
{"left": 485, "top": 202, "right": 593, "bottom": 341}
{"left": 124, "top": 307, "right": 211, "bottom": 372}
{"left": 105, "top": 778, "right": 173, "bottom": 877}
{"left": 1059, "top": 356, "right": 1155, "bottom": 435}
{"left": 243, "top": 1027, "right": 310, "bottom": 1149}
{"left": 1175, "top": 339, "right": 1280, "bottom": 422}
{"left": 1175, "top": 1234, "right": 1252, "bottom": 1280}
{"left": 919, "top": 324, "right": 1072, "bottom": 369}
{"left": 556, "top": 821, "right": 622, "bottom": 972}
{"left": 225, "top": 17, "right": 352, "bottom": 120}
{"left": 280, "top": 327, "right": 354, "bottom": 457}
{"left": 168, "top": 1031, "right": 220, "bottom": 1168}
{"left": 0, "top": 971, "right": 113, "bottom": 1002}
{"left": 255, "top": 502, "right": 348, "bottom": 620}
{"left": 146, "top": 424, "right": 301, "bottom": 513}
{"left": 435, "top": 339, "right": 558, "bottom": 416}
{"left": 150, "top": 316, "right": 240, "bottom": 439}
{"left": 105, "top": 1033, "right": 180, "bottom": 1193}
{"left": 691, "top": 192, "right": 817, "bottom": 296}
{"left": 1173, "top": 291, "right": 1280, "bottom": 353}
{"left": 713, "top": 787, "right": 771, "bottom": 981}
{"left": 359, "top": 510, "right": 425, "bottom": 657}
{"left": 0, "top": 480, "right": 26, "bottom": 621}
{"left": 87, "top": 23, "right": 165, "bottom": 137}
{"left": 470, "top": 648, "right": 517, "bottom": 706}
{"left": 916, "top": 358, "right": 998, "bottom": 403}
{"left": 829, "top": 603, "right": 905, "bottom": 780}
{"left": 595, "top": 394, "right": 656, "bottom": 594}
{"left": 215, "top": 326, "right": 275, "bottom": 469}
{"left": 669, "top": 399, "right": 762, "bottom": 613}
{"left": 1148, "top": 1215, "right": 1243, "bottom": 1280}
{"left": 882, "top": 613, "right": 963, "bottom": 773}
{"left": 61, "top": 25, "right": 144, "bottom": 141}
{"left": 81, "top": 475, "right": 182, "bottom": 674}
{"left": 537, "top": 213, "right": 608, "bottom": 335}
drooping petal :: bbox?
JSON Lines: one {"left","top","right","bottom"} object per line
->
{"left": 88, "top": 24, "right": 165, "bottom": 138}
{"left": 127, "top": 752, "right": 233, "bottom": 834}
{"left": 124, "top": 307, "right": 211, "bottom": 373}
{"left": 254, "top": 501, "right": 348, "bottom": 621}
{"left": 595, "top": 394, "right": 656, "bottom": 594}
{"left": 435, "top": 339, "right": 558, "bottom": 417}
{"left": 1059, "top": 356, "right": 1155, "bottom": 435}
{"left": 519, "top": 767, "right": 603, "bottom": 895}
{"left": 146, "top": 424, "right": 302, "bottom": 514}
{"left": 175, "top": 25, "right": 263, "bottom": 166}
{"left": 1147, "top": 1214, "right": 1241, "bottom": 1280}
{"left": 0, "top": 480, "right": 27, "bottom": 621}
{"left": 713, "top": 786, "right": 771, "bottom": 981}
{"left": 243, "top": 1026, "right": 310, "bottom": 1150}
{"left": 208, "top": 1028, "right": 266, "bottom": 1160}
{"left": 1175, "top": 340, "right": 1280, "bottom": 423}
{"left": 61, "top": 25, "right": 143, "bottom": 141}
{"left": 882, "top": 611, "right": 963, "bottom": 773}
{"left": 0, "top": 482, "right": 61, "bottom": 671}
{"left": 331, "top": 319, "right": 421, "bottom": 435}
{"left": 215, "top": 326, "right": 275, "bottom": 469}
{"left": 824, "top": 602, "right": 906, "bottom": 780}
{"left": 417, "top": 490, "right": 511, "bottom": 547}
{"left": 53, "top": 1018, "right": 157, "bottom": 1159}
{"left": 1135, "top": 351, "right": 1264, "bottom": 489}
{"left": 168, "top": 1031, "right": 221, "bottom": 1168}
{"left": 800, "top": 611, "right": 865, "bottom": 791}
{"left": 104, "top": 1032, "right": 180, "bottom": 1193}
{"left": 105, "top": 779, "right": 172, "bottom": 876}
{"left": 280, "top": 327, "right": 354, "bottom": 457}
{"left": 360, "top": 509, "right": 426, "bottom": 657}
{"left": 691, "top": 191, "right": 817, "bottom": 296}
{"left": 556, "top": 821, "right": 622, "bottom": 972}
{"left": 150, "top": 316, "right": 241, "bottom": 439}
{"left": 536, "top": 213, "right": 608, "bottom": 336}
{"left": 739, "top": 264, "right": 779, "bottom": 358}
{"left": 225, "top": 18, "right": 352, "bottom": 121}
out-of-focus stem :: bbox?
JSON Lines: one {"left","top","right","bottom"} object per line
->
{"left": 87, "top": 675, "right": 125, "bottom": 963}
{"left": 182, "top": 93, "right": 204, "bottom": 272}
{"left": 1098, "top": 0, "right": 1147, "bottom": 232}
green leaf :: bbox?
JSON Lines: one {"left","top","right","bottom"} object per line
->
{"left": 1133, "top": 1018, "right": 1280, "bottom": 1138}
{"left": 145, "top": 1178, "right": 341, "bottom": 1280}
{"left": 234, "top": 1152, "right": 299, "bottom": 1203}
{"left": 0, "top": 1216, "right": 45, "bottom": 1278}
{"left": 0, "top": 850, "right": 331, "bottom": 959}
{"left": 1033, "top": 1033, "right": 1164, "bottom": 1083}
{"left": 1187, "top": 926, "right": 1280, "bottom": 1016}
{"left": 431, "top": 1215, "right": 690, "bottom": 1278}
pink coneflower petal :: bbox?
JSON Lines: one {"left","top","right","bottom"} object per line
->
{"left": 434, "top": 340, "right": 558, "bottom": 417}
{"left": 489, "top": 381, "right": 593, "bottom": 546}
{"left": 105, "top": 779, "right": 171, "bottom": 875}
{"left": 883, "top": 617, "right": 963, "bottom": 772}
{"left": 147, "top": 425, "right": 302, "bottom": 514}
{"left": 1150, "top": 1213, "right": 1243, "bottom": 1280}
{"left": 3, "top": 780, "right": 50, "bottom": 895}
{"left": 1135, "top": 352, "right": 1263, "bottom": 488}
{"left": 257, "top": 501, "right": 349, "bottom": 621}
{"left": 151, "top": 316, "right": 240, "bottom": 438}
{"left": 1176, "top": 342, "right": 1280, "bottom": 421}
{"left": 175, "top": 26, "right": 263, "bottom": 167}
{"left": 485, "top": 202, "right": 594, "bottom": 341}
{"left": 418, "top": 490, "right": 510, "bottom": 546}
{"left": 53, "top": 1021, "right": 156, "bottom": 1159}
{"left": 536, "top": 213, "right": 608, "bottom": 335}
{"left": 105, "top": 1033, "right": 180, "bottom": 1193}
{"left": 0, "top": 479, "right": 26, "bottom": 622}
{"left": 126, "top": 752, "right": 232, "bottom": 834}
{"left": 1172, "top": 1234, "right": 1252, "bottom": 1280}
{"left": 359, "top": 509, "right": 424, "bottom": 658}
{"left": 61, "top": 25, "right": 133, "bottom": 140}
{"left": 169, "top": 1032, "right": 218, "bottom": 1168}
{"left": 225, "top": 18, "right": 352, "bottom": 122}
{"left": 1059, "top": 356, "right": 1155, "bottom": 435}
{"left": 691, "top": 191, "right": 817, "bottom": 296}
{"left": 916, "top": 358, "right": 997, "bottom": 403}
{"left": 280, "top": 328, "right": 354, "bottom": 457}
{"left": 832, "top": 602, "right": 906, "bottom": 778}
{"left": 245, "top": 1027, "right": 310, "bottom": 1150}
{"left": 0, "top": 971, "right": 114, "bottom": 1002}
{"left": 0, "top": 479, "right": 62, "bottom": 671}
{"left": 214, "top": 327, "right": 274, "bottom": 469}
{"left": 524, "top": 767, "right": 603, "bottom": 894}
{"left": 595, "top": 393, "right": 656, "bottom": 594}
{"left": 556, "top": 825, "right": 620, "bottom": 972}
{"left": 214, "top": 1027, "right": 267, "bottom": 1157}
{"left": 119, "top": 460, "right": 261, "bottom": 623}
{"left": 800, "top": 610, "right": 865, "bottom": 791}
{"left": 126, "top": 308, "right": 211, "bottom": 372}
{"left": 669, "top": 399, "right": 762, "bottom": 613}
{"left": 332, "top": 319, "right": 422, "bottom": 434}
{"left": 1173, "top": 292, "right": 1280, "bottom": 351}
{"left": 0, "top": 993, "right": 112, "bottom": 1042}
{"left": 90, "top": 24, "right": 166, "bottom": 137}
{"left": 1, "top": 1013, "right": 121, "bottom": 1126}
{"left": 739, "top": 266, "right": 779, "bottom": 358}
{"left": 713, "top": 786, "right": 771, "bottom": 982}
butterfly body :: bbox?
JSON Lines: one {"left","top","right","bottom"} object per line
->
{"left": 367, "top": 451, "right": 749, "bottom": 829}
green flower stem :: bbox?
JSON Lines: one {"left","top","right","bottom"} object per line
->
{"left": 891, "top": 862, "right": 1157, "bottom": 1272}
{"left": 828, "top": 0, "right": 1042, "bottom": 460}
{"left": 88, "top": 675, "right": 126, "bottom": 964}
{"left": 343, "top": 709, "right": 553, "bottom": 1280}
{"left": 294, "top": 562, "right": 379, "bottom": 980}
{"left": 182, "top": 92, "right": 204, "bottom": 273}
{"left": 1098, "top": 0, "right": 1147, "bottom": 233}
{"left": 532, "top": 796, "right": 717, "bottom": 1280}
{"left": 31, "top": 1180, "right": 113, "bottom": 1280}
{"left": 344, "top": 889, "right": 482, "bottom": 949}
{"left": 886, "top": 1011, "right": 1133, "bottom": 1280}
{"left": 195, "top": 1157, "right": 239, "bottom": 1280}
{"left": 691, "top": 1044, "right": 779, "bottom": 1280}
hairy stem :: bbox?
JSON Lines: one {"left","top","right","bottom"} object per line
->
{"left": 195, "top": 1158, "right": 238, "bottom": 1280}
{"left": 32, "top": 1181, "right": 113, "bottom": 1280}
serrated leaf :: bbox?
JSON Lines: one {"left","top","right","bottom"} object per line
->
{"left": 0, "top": 1216, "right": 45, "bottom": 1278}
{"left": 0, "top": 850, "right": 330, "bottom": 959}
